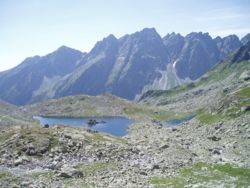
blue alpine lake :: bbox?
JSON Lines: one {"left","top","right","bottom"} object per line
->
{"left": 162, "top": 115, "right": 195, "bottom": 126}
{"left": 34, "top": 116, "right": 134, "bottom": 136}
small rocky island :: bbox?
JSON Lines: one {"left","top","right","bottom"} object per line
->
{"left": 87, "top": 119, "right": 99, "bottom": 126}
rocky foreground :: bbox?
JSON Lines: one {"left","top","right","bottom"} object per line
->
{"left": 0, "top": 111, "right": 249, "bottom": 188}
{"left": 0, "top": 65, "right": 250, "bottom": 187}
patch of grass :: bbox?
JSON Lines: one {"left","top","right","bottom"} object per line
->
{"left": 199, "top": 61, "right": 250, "bottom": 86}
{"left": 48, "top": 133, "right": 59, "bottom": 153}
{"left": 30, "top": 171, "right": 93, "bottom": 187}
{"left": 141, "top": 83, "right": 196, "bottom": 101}
{"left": 0, "top": 129, "right": 16, "bottom": 144}
{"left": 30, "top": 171, "right": 54, "bottom": 179}
{"left": 149, "top": 162, "right": 250, "bottom": 187}
{"left": 214, "top": 163, "right": 250, "bottom": 178}
{"left": 0, "top": 172, "right": 9, "bottom": 179}
{"left": 63, "top": 178, "right": 93, "bottom": 187}
{"left": 77, "top": 162, "right": 119, "bottom": 176}
{"left": 236, "top": 87, "right": 250, "bottom": 98}
{"left": 0, "top": 173, "right": 23, "bottom": 185}
{"left": 114, "top": 137, "right": 128, "bottom": 144}
{"left": 0, "top": 114, "right": 29, "bottom": 126}
{"left": 226, "top": 99, "right": 250, "bottom": 117}
{"left": 16, "top": 125, "right": 58, "bottom": 156}
{"left": 149, "top": 177, "right": 175, "bottom": 188}
{"left": 197, "top": 111, "right": 228, "bottom": 124}
{"left": 123, "top": 104, "right": 190, "bottom": 121}
{"left": 85, "top": 133, "right": 109, "bottom": 142}
{"left": 91, "top": 134, "right": 109, "bottom": 142}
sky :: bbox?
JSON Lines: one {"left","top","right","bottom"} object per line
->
{"left": 0, "top": 0, "right": 250, "bottom": 71}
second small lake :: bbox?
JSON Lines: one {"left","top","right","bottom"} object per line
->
{"left": 162, "top": 115, "right": 195, "bottom": 126}
{"left": 34, "top": 116, "right": 134, "bottom": 137}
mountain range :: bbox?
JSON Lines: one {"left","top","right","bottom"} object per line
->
{"left": 0, "top": 28, "right": 249, "bottom": 105}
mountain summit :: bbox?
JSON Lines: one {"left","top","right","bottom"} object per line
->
{"left": 0, "top": 47, "right": 84, "bottom": 105}
{"left": 0, "top": 29, "right": 249, "bottom": 105}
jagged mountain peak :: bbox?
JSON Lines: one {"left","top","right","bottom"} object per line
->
{"left": 163, "top": 32, "right": 183, "bottom": 40}
{"left": 185, "top": 32, "right": 210, "bottom": 39}
{"left": 131, "top": 27, "right": 162, "bottom": 41}
{"left": 0, "top": 29, "right": 248, "bottom": 105}
{"left": 50, "top": 45, "right": 83, "bottom": 57}
{"left": 140, "top": 27, "right": 158, "bottom": 34}
{"left": 214, "top": 34, "right": 242, "bottom": 60}
{"left": 87, "top": 34, "right": 118, "bottom": 57}
{"left": 103, "top": 34, "right": 117, "bottom": 42}
{"left": 241, "top": 33, "right": 250, "bottom": 45}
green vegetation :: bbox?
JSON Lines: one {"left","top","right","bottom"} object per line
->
{"left": 63, "top": 178, "right": 93, "bottom": 187}
{"left": 197, "top": 111, "right": 228, "bottom": 124}
{"left": 0, "top": 129, "right": 15, "bottom": 144}
{"left": 198, "top": 60, "right": 250, "bottom": 86}
{"left": 77, "top": 162, "right": 120, "bottom": 177}
{"left": 0, "top": 114, "right": 29, "bottom": 126}
{"left": 0, "top": 172, "right": 9, "bottom": 179}
{"left": 85, "top": 133, "right": 109, "bottom": 142}
{"left": 123, "top": 104, "right": 190, "bottom": 121}
{"left": 17, "top": 125, "right": 59, "bottom": 156}
{"left": 224, "top": 87, "right": 250, "bottom": 117}
{"left": 143, "top": 61, "right": 250, "bottom": 102}
{"left": 0, "top": 171, "right": 22, "bottom": 186}
{"left": 142, "top": 83, "right": 196, "bottom": 101}
{"left": 236, "top": 87, "right": 250, "bottom": 98}
{"left": 31, "top": 171, "right": 54, "bottom": 179}
{"left": 226, "top": 99, "right": 250, "bottom": 116}
{"left": 149, "top": 162, "right": 250, "bottom": 187}
{"left": 31, "top": 171, "right": 93, "bottom": 187}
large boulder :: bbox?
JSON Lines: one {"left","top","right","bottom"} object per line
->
{"left": 57, "top": 167, "right": 84, "bottom": 178}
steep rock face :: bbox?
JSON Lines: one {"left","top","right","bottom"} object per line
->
{"left": 232, "top": 42, "right": 250, "bottom": 63}
{"left": 174, "top": 32, "right": 219, "bottom": 80}
{"left": 0, "top": 46, "right": 84, "bottom": 105}
{"left": 214, "top": 35, "right": 242, "bottom": 59}
{"left": 55, "top": 35, "right": 119, "bottom": 97}
{"left": 241, "top": 33, "right": 250, "bottom": 45}
{"left": 55, "top": 28, "right": 170, "bottom": 100}
{"left": 163, "top": 32, "right": 185, "bottom": 61}
{"left": 109, "top": 28, "right": 169, "bottom": 99}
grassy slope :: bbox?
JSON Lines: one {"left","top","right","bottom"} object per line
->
{"left": 26, "top": 94, "right": 189, "bottom": 122}
{"left": 141, "top": 60, "right": 250, "bottom": 100}
{"left": 150, "top": 162, "right": 250, "bottom": 187}
{"left": 140, "top": 60, "right": 250, "bottom": 124}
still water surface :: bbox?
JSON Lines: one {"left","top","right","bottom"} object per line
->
{"left": 34, "top": 116, "right": 134, "bottom": 136}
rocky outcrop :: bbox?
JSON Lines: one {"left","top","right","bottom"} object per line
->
{"left": 174, "top": 32, "right": 220, "bottom": 80}
{"left": 215, "top": 35, "right": 242, "bottom": 59}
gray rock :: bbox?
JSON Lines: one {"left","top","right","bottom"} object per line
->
{"left": 239, "top": 71, "right": 250, "bottom": 81}
{"left": 241, "top": 106, "right": 250, "bottom": 112}
{"left": 208, "top": 136, "right": 221, "bottom": 141}
{"left": 139, "top": 171, "right": 148, "bottom": 176}
{"left": 58, "top": 167, "right": 84, "bottom": 178}
{"left": 14, "top": 156, "right": 30, "bottom": 166}
{"left": 160, "top": 144, "right": 169, "bottom": 149}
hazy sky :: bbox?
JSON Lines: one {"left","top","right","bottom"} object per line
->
{"left": 0, "top": 0, "right": 250, "bottom": 71}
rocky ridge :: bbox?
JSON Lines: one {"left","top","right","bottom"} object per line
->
{"left": 1, "top": 29, "right": 249, "bottom": 105}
